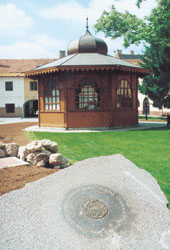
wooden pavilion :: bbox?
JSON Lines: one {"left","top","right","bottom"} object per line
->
{"left": 26, "top": 25, "right": 149, "bottom": 129}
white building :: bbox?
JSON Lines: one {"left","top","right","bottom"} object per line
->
{"left": 0, "top": 59, "right": 53, "bottom": 117}
{"left": 0, "top": 75, "right": 24, "bottom": 117}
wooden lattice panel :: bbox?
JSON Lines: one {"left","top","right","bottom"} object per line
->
{"left": 67, "top": 111, "right": 111, "bottom": 128}
{"left": 39, "top": 112, "right": 65, "bottom": 127}
{"left": 112, "top": 110, "right": 138, "bottom": 127}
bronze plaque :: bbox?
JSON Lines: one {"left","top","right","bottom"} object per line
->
{"left": 82, "top": 199, "right": 108, "bottom": 219}
{"left": 62, "top": 185, "right": 129, "bottom": 237}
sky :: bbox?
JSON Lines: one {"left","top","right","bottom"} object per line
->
{"left": 0, "top": 0, "right": 157, "bottom": 59}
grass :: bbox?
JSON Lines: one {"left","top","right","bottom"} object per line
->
{"left": 138, "top": 115, "right": 167, "bottom": 122}
{"left": 26, "top": 127, "right": 170, "bottom": 206}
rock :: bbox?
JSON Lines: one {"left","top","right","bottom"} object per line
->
{"left": 0, "top": 142, "right": 5, "bottom": 149}
{"left": 4, "top": 143, "right": 19, "bottom": 157}
{"left": 49, "top": 153, "right": 69, "bottom": 168}
{"left": 54, "top": 165, "right": 62, "bottom": 169}
{"left": 0, "top": 154, "right": 169, "bottom": 250}
{"left": 26, "top": 151, "right": 49, "bottom": 167}
{"left": 26, "top": 153, "right": 35, "bottom": 165}
{"left": 61, "top": 156, "right": 70, "bottom": 168}
{"left": 61, "top": 162, "right": 70, "bottom": 168}
{"left": 3, "top": 137, "right": 12, "bottom": 143}
{"left": 41, "top": 139, "right": 58, "bottom": 153}
{"left": 26, "top": 140, "right": 42, "bottom": 153}
{"left": 49, "top": 153, "right": 63, "bottom": 166}
{"left": 18, "top": 141, "right": 48, "bottom": 161}
{"left": 1, "top": 139, "right": 69, "bottom": 169}
{"left": 43, "top": 150, "right": 52, "bottom": 157}
{"left": 18, "top": 146, "right": 29, "bottom": 161}
{"left": 0, "top": 148, "right": 6, "bottom": 158}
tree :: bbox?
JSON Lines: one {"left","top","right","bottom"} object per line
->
{"left": 136, "top": 0, "right": 146, "bottom": 8}
{"left": 95, "top": 0, "right": 170, "bottom": 109}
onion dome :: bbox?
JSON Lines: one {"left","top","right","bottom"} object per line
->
{"left": 67, "top": 19, "right": 108, "bottom": 55}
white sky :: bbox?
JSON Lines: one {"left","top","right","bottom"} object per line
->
{"left": 0, "top": 0, "right": 157, "bottom": 59}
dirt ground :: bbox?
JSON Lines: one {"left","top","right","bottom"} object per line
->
{"left": 0, "top": 122, "right": 59, "bottom": 196}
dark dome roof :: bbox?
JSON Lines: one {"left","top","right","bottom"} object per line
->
{"left": 67, "top": 29, "right": 108, "bottom": 55}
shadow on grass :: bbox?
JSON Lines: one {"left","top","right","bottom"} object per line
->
{"left": 134, "top": 126, "right": 170, "bottom": 132}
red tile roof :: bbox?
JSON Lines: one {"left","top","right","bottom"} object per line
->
{"left": 115, "top": 51, "right": 142, "bottom": 66}
{"left": 0, "top": 59, "right": 55, "bottom": 74}
{"left": 120, "top": 59, "right": 142, "bottom": 66}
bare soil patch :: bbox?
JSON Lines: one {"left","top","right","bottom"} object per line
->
{"left": 0, "top": 122, "right": 59, "bottom": 196}
{"left": 0, "top": 122, "right": 37, "bottom": 146}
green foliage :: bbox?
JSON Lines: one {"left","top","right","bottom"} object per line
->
{"left": 95, "top": 0, "right": 170, "bottom": 108}
{"left": 136, "top": 0, "right": 146, "bottom": 8}
{"left": 95, "top": 6, "right": 146, "bottom": 48}
{"left": 141, "top": 45, "right": 170, "bottom": 108}
{"left": 26, "top": 129, "right": 170, "bottom": 206}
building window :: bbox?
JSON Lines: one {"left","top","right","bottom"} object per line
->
{"left": 6, "top": 104, "right": 15, "bottom": 113}
{"left": 75, "top": 79, "right": 100, "bottom": 110}
{"left": 5, "top": 82, "right": 13, "bottom": 91}
{"left": 117, "top": 79, "right": 132, "bottom": 108}
{"left": 44, "top": 79, "right": 60, "bottom": 111}
{"left": 30, "top": 81, "right": 37, "bottom": 91}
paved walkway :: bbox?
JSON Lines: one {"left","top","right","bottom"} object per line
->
{"left": 25, "top": 121, "right": 167, "bottom": 133}
{"left": 0, "top": 117, "right": 167, "bottom": 131}
{"left": 0, "top": 117, "right": 38, "bottom": 124}
{"left": 0, "top": 157, "right": 29, "bottom": 169}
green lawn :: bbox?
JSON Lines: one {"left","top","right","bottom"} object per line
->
{"left": 138, "top": 115, "right": 167, "bottom": 122}
{"left": 26, "top": 127, "right": 170, "bottom": 206}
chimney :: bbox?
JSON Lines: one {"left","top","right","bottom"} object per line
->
{"left": 115, "top": 49, "right": 122, "bottom": 58}
{"left": 59, "top": 50, "right": 66, "bottom": 58}
{"left": 130, "top": 50, "right": 134, "bottom": 55}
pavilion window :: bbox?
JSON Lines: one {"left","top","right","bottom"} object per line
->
{"left": 75, "top": 80, "right": 100, "bottom": 110}
{"left": 117, "top": 79, "right": 132, "bottom": 108}
{"left": 44, "top": 80, "right": 60, "bottom": 111}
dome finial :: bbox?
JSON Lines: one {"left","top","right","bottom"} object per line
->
{"left": 67, "top": 18, "right": 108, "bottom": 55}
{"left": 86, "top": 16, "right": 89, "bottom": 31}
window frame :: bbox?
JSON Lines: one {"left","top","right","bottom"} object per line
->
{"left": 116, "top": 79, "right": 132, "bottom": 109}
{"left": 30, "top": 81, "right": 37, "bottom": 91}
{"left": 44, "top": 79, "right": 60, "bottom": 111}
{"left": 5, "top": 104, "right": 15, "bottom": 113}
{"left": 75, "top": 79, "right": 101, "bottom": 111}
{"left": 5, "top": 81, "right": 13, "bottom": 91}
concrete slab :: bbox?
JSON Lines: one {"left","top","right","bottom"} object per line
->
{"left": 0, "top": 157, "right": 29, "bottom": 169}
{"left": 24, "top": 121, "right": 167, "bottom": 133}
{"left": 0, "top": 154, "right": 169, "bottom": 250}
{"left": 0, "top": 117, "right": 38, "bottom": 125}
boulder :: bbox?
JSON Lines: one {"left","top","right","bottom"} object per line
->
{"left": 42, "top": 150, "right": 52, "bottom": 157}
{"left": 18, "top": 146, "right": 29, "bottom": 161}
{"left": 26, "top": 151, "right": 49, "bottom": 167}
{"left": 0, "top": 142, "right": 5, "bottom": 149}
{"left": 61, "top": 156, "right": 70, "bottom": 168}
{"left": 49, "top": 153, "right": 63, "bottom": 166}
{"left": 1, "top": 154, "right": 170, "bottom": 250}
{"left": 4, "top": 143, "right": 19, "bottom": 157}
{"left": 0, "top": 148, "right": 6, "bottom": 158}
{"left": 26, "top": 140, "right": 42, "bottom": 153}
{"left": 49, "top": 153, "right": 69, "bottom": 168}
{"left": 41, "top": 139, "right": 58, "bottom": 153}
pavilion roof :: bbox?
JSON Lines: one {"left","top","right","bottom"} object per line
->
{"left": 25, "top": 53, "right": 149, "bottom": 77}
